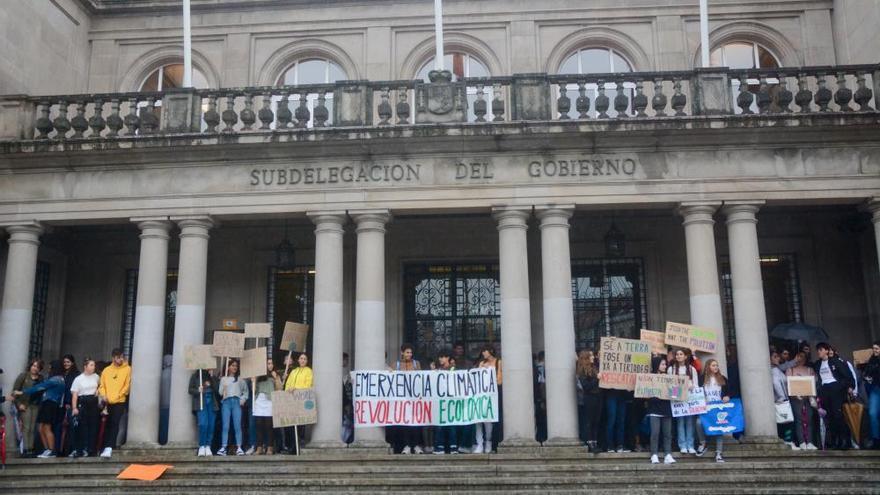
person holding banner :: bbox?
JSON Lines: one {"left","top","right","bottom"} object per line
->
{"left": 700, "top": 359, "right": 730, "bottom": 463}
{"left": 433, "top": 350, "right": 460, "bottom": 455}
{"left": 389, "top": 344, "right": 424, "bottom": 455}
{"left": 475, "top": 345, "right": 502, "bottom": 454}
{"left": 647, "top": 357, "right": 675, "bottom": 464}
{"left": 667, "top": 349, "right": 699, "bottom": 455}
{"left": 218, "top": 359, "right": 248, "bottom": 456}
{"left": 283, "top": 353, "right": 313, "bottom": 454}
{"left": 785, "top": 351, "right": 818, "bottom": 450}
{"left": 863, "top": 342, "right": 880, "bottom": 450}
{"left": 575, "top": 349, "right": 600, "bottom": 453}
{"left": 253, "top": 358, "right": 282, "bottom": 455}
{"left": 189, "top": 368, "right": 219, "bottom": 456}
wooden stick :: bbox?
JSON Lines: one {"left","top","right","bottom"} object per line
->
{"left": 199, "top": 369, "right": 204, "bottom": 411}
{"left": 294, "top": 425, "right": 299, "bottom": 456}
{"left": 252, "top": 377, "right": 256, "bottom": 404}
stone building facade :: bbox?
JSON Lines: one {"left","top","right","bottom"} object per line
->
{"left": 1, "top": 0, "right": 879, "bottom": 448}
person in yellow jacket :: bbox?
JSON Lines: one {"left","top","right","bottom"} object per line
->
{"left": 283, "top": 353, "right": 312, "bottom": 454}
{"left": 97, "top": 348, "right": 131, "bottom": 458}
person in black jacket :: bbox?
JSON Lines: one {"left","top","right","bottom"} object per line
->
{"left": 576, "top": 349, "right": 601, "bottom": 453}
{"left": 647, "top": 356, "right": 675, "bottom": 464}
{"left": 813, "top": 342, "right": 854, "bottom": 450}
{"left": 863, "top": 341, "right": 880, "bottom": 449}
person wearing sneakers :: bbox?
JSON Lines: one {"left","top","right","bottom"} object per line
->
{"left": 389, "top": 343, "right": 423, "bottom": 455}
{"left": 771, "top": 351, "right": 797, "bottom": 449}
{"left": 97, "top": 348, "right": 131, "bottom": 458}
{"left": 253, "top": 357, "right": 282, "bottom": 455}
{"left": 70, "top": 358, "right": 100, "bottom": 458}
{"left": 433, "top": 350, "right": 459, "bottom": 455}
{"left": 284, "top": 353, "right": 313, "bottom": 454}
{"left": 786, "top": 351, "right": 818, "bottom": 450}
{"left": 474, "top": 345, "right": 501, "bottom": 454}
{"left": 10, "top": 359, "right": 43, "bottom": 457}
{"left": 218, "top": 359, "right": 248, "bottom": 456}
{"left": 21, "top": 360, "right": 66, "bottom": 458}
{"left": 668, "top": 348, "right": 699, "bottom": 455}
{"left": 701, "top": 359, "right": 730, "bottom": 463}
{"left": 189, "top": 367, "right": 220, "bottom": 457}
{"left": 647, "top": 357, "right": 675, "bottom": 465}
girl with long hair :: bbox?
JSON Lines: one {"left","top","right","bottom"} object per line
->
{"left": 668, "top": 348, "right": 699, "bottom": 455}
{"left": 701, "top": 358, "right": 730, "bottom": 462}
{"left": 474, "top": 345, "right": 501, "bottom": 454}
{"left": 253, "top": 357, "right": 282, "bottom": 454}
{"left": 648, "top": 356, "right": 675, "bottom": 464}
{"left": 218, "top": 359, "right": 248, "bottom": 456}
{"left": 576, "top": 349, "right": 601, "bottom": 453}
{"left": 69, "top": 358, "right": 100, "bottom": 457}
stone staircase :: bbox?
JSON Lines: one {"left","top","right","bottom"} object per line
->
{"left": 2, "top": 448, "right": 879, "bottom": 494}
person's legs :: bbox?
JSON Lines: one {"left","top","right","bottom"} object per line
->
{"left": 586, "top": 395, "right": 601, "bottom": 445}
{"left": 869, "top": 387, "right": 880, "bottom": 443}
{"left": 21, "top": 406, "right": 36, "bottom": 453}
{"left": 676, "top": 418, "right": 686, "bottom": 451}
{"left": 715, "top": 435, "right": 723, "bottom": 454}
{"left": 433, "top": 425, "right": 447, "bottom": 452}
{"left": 791, "top": 398, "right": 806, "bottom": 446}
{"left": 684, "top": 416, "right": 695, "bottom": 450}
{"left": 650, "top": 416, "right": 660, "bottom": 456}
{"left": 605, "top": 395, "right": 618, "bottom": 449}
{"left": 103, "top": 404, "right": 124, "bottom": 449}
{"left": 232, "top": 402, "right": 243, "bottom": 447}
{"left": 220, "top": 399, "right": 232, "bottom": 448}
{"left": 661, "top": 417, "right": 672, "bottom": 455}
{"left": 614, "top": 399, "right": 628, "bottom": 448}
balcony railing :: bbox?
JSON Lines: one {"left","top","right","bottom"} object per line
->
{"left": 0, "top": 64, "right": 877, "bottom": 144}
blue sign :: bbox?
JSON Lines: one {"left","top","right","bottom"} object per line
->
{"left": 700, "top": 398, "right": 745, "bottom": 436}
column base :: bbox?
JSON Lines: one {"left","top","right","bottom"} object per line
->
{"left": 123, "top": 441, "right": 163, "bottom": 450}
{"left": 734, "top": 435, "right": 787, "bottom": 451}
{"left": 350, "top": 439, "right": 390, "bottom": 451}
{"left": 542, "top": 437, "right": 584, "bottom": 447}
{"left": 498, "top": 437, "right": 542, "bottom": 454}
{"left": 161, "top": 440, "right": 199, "bottom": 449}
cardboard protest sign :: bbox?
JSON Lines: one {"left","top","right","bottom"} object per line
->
{"left": 672, "top": 386, "right": 707, "bottom": 417}
{"left": 664, "top": 321, "right": 718, "bottom": 354}
{"left": 272, "top": 388, "right": 318, "bottom": 428}
{"left": 634, "top": 373, "right": 689, "bottom": 401}
{"left": 184, "top": 345, "right": 217, "bottom": 370}
{"left": 700, "top": 398, "right": 745, "bottom": 435}
{"left": 787, "top": 376, "right": 816, "bottom": 397}
{"left": 853, "top": 349, "right": 873, "bottom": 365}
{"left": 352, "top": 368, "right": 499, "bottom": 427}
{"left": 240, "top": 347, "right": 268, "bottom": 379}
{"left": 279, "top": 322, "right": 309, "bottom": 353}
{"left": 598, "top": 337, "right": 652, "bottom": 391}
{"left": 640, "top": 329, "right": 667, "bottom": 355}
{"left": 211, "top": 331, "right": 245, "bottom": 358}
{"left": 244, "top": 323, "right": 272, "bottom": 339}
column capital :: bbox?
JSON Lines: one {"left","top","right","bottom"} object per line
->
{"left": 722, "top": 201, "right": 764, "bottom": 225}
{"left": 492, "top": 206, "right": 531, "bottom": 231}
{"left": 171, "top": 215, "right": 214, "bottom": 239}
{"left": 535, "top": 205, "right": 573, "bottom": 230}
{"left": 132, "top": 217, "right": 173, "bottom": 240}
{"left": 307, "top": 211, "right": 347, "bottom": 234}
{"left": 1, "top": 221, "right": 45, "bottom": 246}
{"left": 678, "top": 201, "right": 721, "bottom": 227}
{"left": 864, "top": 198, "right": 880, "bottom": 223}
{"left": 350, "top": 209, "right": 391, "bottom": 234}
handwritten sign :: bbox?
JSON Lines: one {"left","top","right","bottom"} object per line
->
{"left": 672, "top": 387, "right": 707, "bottom": 417}
{"left": 634, "top": 373, "right": 689, "bottom": 401}
{"left": 272, "top": 388, "right": 318, "bottom": 428}
{"left": 787, "top": 376, "right": 816, "bottom": 397}
{"left": 244, "top": 323, "right": 272, "bottom": 339}
{"left": 352, "top": 368, "right": 499, "bottom": 427}
{"left": 598, "top": 337, "right": 651, "bottom": 391}
{"left": 853, "top": 349, "right": 873, "bottom": 365}
{"left": 240, "top": 347, "right": 268, "bottom": 379}
{"left": 211, "top": 331, "right": 245, "bottom": 358}
{"left": 700, "top": 398, "right": 745, "bottom": 435}
{"left": 185, "top": 345, "right": 216, "bottom": 370}
{"left": 279, "top": 322, "right": 309, "bottom": 353}
{"left": 640, "top": 329, "right": 667, "bottom": 354}
{"left": 664, "top": 322, "right": 718, "bottom": 353}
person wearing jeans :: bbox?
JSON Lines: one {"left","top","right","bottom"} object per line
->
{"left": 218, "top": 360, "right": 248, "bottom": 456}
{"left": 189, "top": 368, "right": 219, "bottom": 456}
{"left": 863, "top": 342, "right": 880, "bottom": 449}
{"left": 668, "top": 348, "right": 699, "bottom": 454}
{"left": 647, "top": 357, "right": 675, "bottom": 464}
{"left": 604, "top": 389, "right": 630, "bottom": 452}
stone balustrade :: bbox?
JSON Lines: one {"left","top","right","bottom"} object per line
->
{"left": 0, "top": 65, "right": 877, "bottom": 145}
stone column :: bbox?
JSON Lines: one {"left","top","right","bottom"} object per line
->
{"left": 679, "top": 202, "right": 728, "bottom": 373}
{"left": 351, "top": 210, "right": 391, "bottom": 447}
{"left": 867, "top": 199, "right": 880, "bottom": 278}
{"left": 535, "top": 206, "right": 579, "bottom": 444}
{"left": 126, "top": 218, "right": 172, "bottom": 447}
{"left": 167, "top": 216, "right": 213, "bottom": 445}
{"left": 492, "top": 206, "right": 538, "bottom": 447}
{"left": 306, "top": 212, "right": 347, "bottom": 447}
{"left": 0, "top": 222, "right": 43, "bottom": 424}
{"left": 722, "top": 202, "right": 776, "bottom": 438}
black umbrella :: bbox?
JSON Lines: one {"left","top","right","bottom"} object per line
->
{"left": 769, "top": 322, "right": 829, "bottom": 342}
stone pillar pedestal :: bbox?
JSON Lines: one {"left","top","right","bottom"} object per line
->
{"left": 722, "top": 202, "right": 777, "bottom": 437}
{"left": 535, "top": 206, "right": 579, "bottom": 445}
{"left": 306, "top": 212, "right": 347, "bottom": 448}
{"left": 167, "top": 216, "right": 214, "bottom": 446}
{"left": 351, "top": 210, "right": 391, "bottom": 448}
{"left": 0, "top": 222, "right": 43, "bottom": 450}
{"left": 126, "top": 218, "right": 172, "bottom": 448}
{"left": 679, "top": 202, "right": 728, "bottom": 373}
{"left": 492, "top": 206, "right": 538, "bottom": 448}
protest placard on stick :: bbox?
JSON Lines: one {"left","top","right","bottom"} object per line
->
{"left": 634, "top": 373, "right": 689, "bottom": 401}
{"left": 279, "top": 322, "right": 309, "bottom": 353}
{"left": 640, "top": 329, "right": 667, "bottom": 354}
{"left": 272, "top": 389, "right": 318, "bottom": 429}
{"left": 240, "top": 347, "right": 268, "bottom": 380}
{"left": 184, "top": 345, "right": 216, "bottom": 370}
{"left": 787, "top": 376, "right": 816, "bottom": 397}
{"left": 664, "top": 321, "right": 718, "bottom": 353}
{"left": 244, "top": 323, "right": 272, "bottom": 339}
{"left": 672, "top": 387, "right": 707, "bottom": 417}
{"left": 853, "top": 349, "right": 873, "bottom": 365}
{"left": 598, "top": 337, "right": 651, "bottom": 391}
{"left": 211, "top": 331, "right": 245, "bottom": 358}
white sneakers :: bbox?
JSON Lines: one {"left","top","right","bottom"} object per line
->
{"left": 197, "top": 446, "right": 206, "bottom": 457}
{"left": 245, "top": 446, "right": 255, "bottom": 456}
{"left": 650, "top": 454, "right": 660, "bottom": 464}
{"left": 235, "top": 447, "right": 245, "bottom": 456}
{"left": 472, "top": 444, "right": 484, "bottom": 454}
{"left": 790, "top": 442, "right": 801, "bottom": 450}
{"left": 663, "top": 454, "right": 676, "bottom": 464}
{"left": 715, "top": 452, "right": 725, "bottom": 463}
{"left": 217, "top": 448, "right": 227, "bottom": 456}
{"left": 413, "top": 446, "right": 424, "bottom": 454}
{"left": 100, "top": 447, "right": 112, "bottom": 458}
{"left": 204, "top": 447, "right": 213, "bottom": 456}
{"left": 401, "top": 446, "right": 412, "bottom": 454}
{"left": 686, "top": 447, "right": 697, "bottom": 455}
{"left": 679, "top": 447, "right": 688, "bottom": 454}
{"left": 804, "top": 443, "right": 818, "bottom": 450}
{"left": 37, "top": 449, "right": 56, "bottom": 458}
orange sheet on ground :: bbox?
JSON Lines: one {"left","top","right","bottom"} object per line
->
{"left": 116, "top": 464, "right": 174, "bottom": 481}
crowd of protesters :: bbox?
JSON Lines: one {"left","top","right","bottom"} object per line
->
{"left": 3, "top": 338, "right": 879, "bottom": 462}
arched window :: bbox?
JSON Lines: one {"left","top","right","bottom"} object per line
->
{"left": 557, "top": 47, "right": 634, "bottom": 118}
{"left": 275, "top": 58, "right": 346, "bottom": 127}
{"left": 710, "top": 42, "right": 781, "bottom": 113}
{"left": 417, "top": 53, "right": 491, "bottom": 122}
{"left": 139, "top": 63, "right": 209, "bottom": 91}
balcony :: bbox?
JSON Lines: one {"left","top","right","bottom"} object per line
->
{"left": 1, "top": 65, "right": 878, "bottom": 155}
